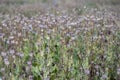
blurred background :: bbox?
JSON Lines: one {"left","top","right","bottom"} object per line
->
{"left": 0, "top": 0, "right": 120, "bottom": 15}
{"left": 0, "top": 0, "right": 120, "bottom": 80}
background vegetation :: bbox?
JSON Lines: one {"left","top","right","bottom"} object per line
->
{"left": 0, "top": 0, "right": 120, "bottom": 80}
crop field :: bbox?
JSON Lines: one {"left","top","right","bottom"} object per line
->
{"left": 0, "top": 0, "right": 120, "bottom": 80}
